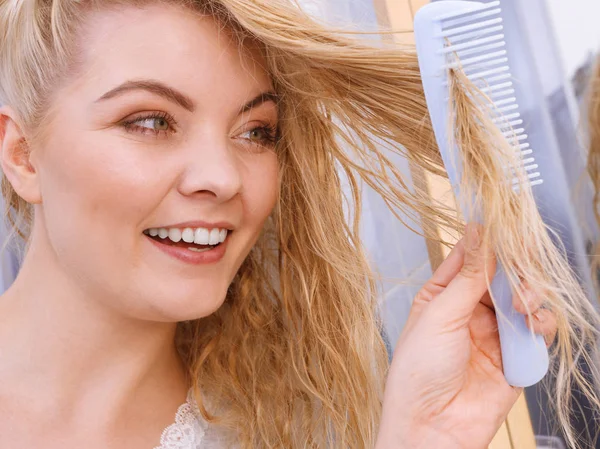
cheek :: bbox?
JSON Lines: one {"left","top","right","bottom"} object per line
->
{"left": 44, "top": 132, "right": 161, "bottom": 211}
{"left": 36, "top": 133, "right": 168, "bottom": 258}
{"left": 242, "top": 152, "right": 279, "bottom": 227}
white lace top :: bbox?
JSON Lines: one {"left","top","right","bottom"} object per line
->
{"left": 154, "top": 390, "right": 234, "bottom": 449}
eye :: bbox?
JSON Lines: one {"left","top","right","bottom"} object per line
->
{"left": 238, "top": 125, "right": 278, "bottom": 148}
{"left": 138, "top": 117, "right": 170, "bottom": 131}
{"left": 248, "top": 127, "right": 269, "bottom": 142}
{"left": 121, "top": 112, "right": 177, "bottom": 136}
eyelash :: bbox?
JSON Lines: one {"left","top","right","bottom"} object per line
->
{"left": 121, "top": 111, "right": 177, "bottom": 137}
{"left": 241, "top": 125, "right": 279, "bottom": 149}
{"left": 120, "top": 112, "right": 279, "bottom": 149}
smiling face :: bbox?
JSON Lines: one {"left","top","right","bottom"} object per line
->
{"left": 20, "top": 4, "right": 280, "bottom": 321}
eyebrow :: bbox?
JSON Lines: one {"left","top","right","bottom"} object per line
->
{"left": 96, "top": 79, "right": 196, "bottom": 112}
{"left": 95, "top": 79, "right": 278, "bottom": 115}
{"left": 240, "top": 92, "right": 279, "bottom": 114}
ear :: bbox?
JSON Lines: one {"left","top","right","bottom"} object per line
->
{"left": 0, "top": 106, "right": 41, "bottom": 205}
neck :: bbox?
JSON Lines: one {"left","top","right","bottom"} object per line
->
{"left": 0, "top": 227, "right": 188, "bottom": 424}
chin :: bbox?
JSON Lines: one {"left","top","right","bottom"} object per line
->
{"left": 132, "top": 282, "right": 230, "bottom": 323}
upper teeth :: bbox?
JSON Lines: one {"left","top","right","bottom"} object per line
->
{"left": 147, "top": 227, "right": 228, "bottom": 245}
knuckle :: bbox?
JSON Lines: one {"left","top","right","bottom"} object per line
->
{"left": 514, "top": 285, "right": 546, "bottom": 314}
{"left": 413, "top": 290, "right": 431, "bottom": 305}
{"left": 460, "top": 260, "right": 482, "bottom": 279}
{"left": 531, "top": 309, "right": 558, "bottom": 334}
{"left": 513, "top": 294, "right": 526, "bottom": 313}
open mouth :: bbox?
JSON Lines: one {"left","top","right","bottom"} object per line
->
{"left": 143, "top": 227, "right": 229, "bottom": 253}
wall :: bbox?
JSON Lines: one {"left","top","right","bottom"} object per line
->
{"left": 546, "top": 0, "right": 600, "bottom": 78}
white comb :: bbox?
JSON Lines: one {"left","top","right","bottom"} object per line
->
{"left": 414, "top": 1, "right": 549, "bottom": 388}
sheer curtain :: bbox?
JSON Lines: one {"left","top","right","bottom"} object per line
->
{"left": 297, "top": 0, "right": 433, "bottom": 350}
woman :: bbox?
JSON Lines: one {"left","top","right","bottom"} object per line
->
{"left": 0, "top": 0, "right": 587, "bottom": 448}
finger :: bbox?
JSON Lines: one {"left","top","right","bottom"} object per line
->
{"left": 513, "top": 284, "right": 544, "bottom": 315}
{"left": 525, "top": 309, "right": 557, "bottom": 347}
{"left": 433, "top": 223, "right": 497, "bottom": 322}
{"left": 413, "top": 238, "right": 466, "bottom": 305}
{"left": 405, "top": 239, "right": 467, "bottom": 332}
{"left": 480, "top": 291, "right": 494, "bottom": 310}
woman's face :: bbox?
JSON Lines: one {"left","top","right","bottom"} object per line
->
{"left": 27, "top": 4, "right": 279, "bottom": 321}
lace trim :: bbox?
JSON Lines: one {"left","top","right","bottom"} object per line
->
{"left": 154, "top": 390, "right": 207, "bottom": 449}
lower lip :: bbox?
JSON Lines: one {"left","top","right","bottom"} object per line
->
{"left": 146, "top": 234, "right": 228, "bottom": 265}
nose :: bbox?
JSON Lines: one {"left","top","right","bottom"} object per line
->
{"left": 177, "top": 132, "right": 242, "bottom": 202}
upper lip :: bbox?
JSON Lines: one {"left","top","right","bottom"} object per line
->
{"left": 146, "top": 220, "right": 235, "bottom": 231}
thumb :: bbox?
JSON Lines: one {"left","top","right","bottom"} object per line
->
{"left": 432, "top": 224, "right": 496, "bottom": 324}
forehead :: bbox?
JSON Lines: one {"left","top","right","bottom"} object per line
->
{"left": 70, "top": 3, "right": 273, "bottom": 99}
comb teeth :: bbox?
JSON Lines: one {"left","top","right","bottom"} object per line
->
{"left": 438, "top": 0, "right": 542, "bottom": 189}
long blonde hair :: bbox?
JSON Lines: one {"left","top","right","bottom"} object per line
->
{"left": 1, "top": 0, "right": 600, "bottom": 448}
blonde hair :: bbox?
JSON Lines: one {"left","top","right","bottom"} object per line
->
{"left": 1, "top": 0, "right": 600, "bottom": 448}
